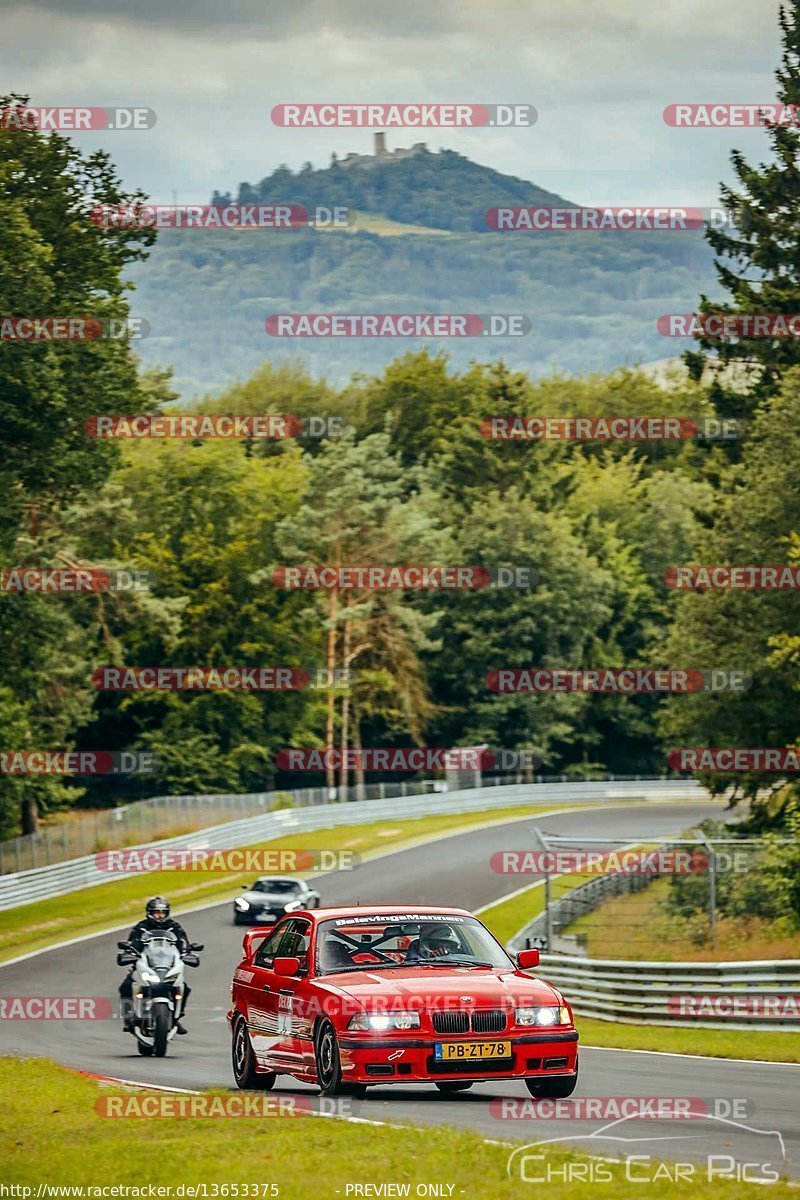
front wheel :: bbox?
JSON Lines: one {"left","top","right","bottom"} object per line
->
{"left": 232, "top": 1016, "right": 277, "bottom": 1090}
{"left": 153, "top": 1005, "right": 170, "bottom": 1057}
{"left": 315, "top": 1019, "right": 354, "bottom": 1097}
{"left": 525, "top": 1072, "right": 578, "bottom": 1099}
{"left": 435, "top": 1081, "right": 473, "bottom": 1094}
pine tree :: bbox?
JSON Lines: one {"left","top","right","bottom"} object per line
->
{"left": 686, "top": 2, "right": 800, "bottom": 417}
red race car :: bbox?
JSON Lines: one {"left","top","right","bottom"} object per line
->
{"left": 228, "top": 904, "right": 578, "bottom": 1098}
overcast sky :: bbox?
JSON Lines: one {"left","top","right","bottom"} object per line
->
{"left": 4, "top": 0, "right": 785, "bottom": 207}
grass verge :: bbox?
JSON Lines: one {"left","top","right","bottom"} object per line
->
{"left": 0, "top": 1059, "right": 793, "bottom": 1196}
{"left": 578, "top": 1015, "right": 800, "bottom": 1063}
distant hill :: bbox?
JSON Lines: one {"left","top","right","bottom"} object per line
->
{"left": 211, "top": 145, "right": 573, "bottom": 233}
{"left": 130, "top": 147, "right": 720, "bottom": 398}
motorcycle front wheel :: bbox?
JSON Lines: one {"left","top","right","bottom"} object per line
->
{"left": 153, "top": 1005, "right": 170, "bottom": 1057}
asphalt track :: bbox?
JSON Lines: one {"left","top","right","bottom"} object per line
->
{"left": 2, "top": 799, "right": 798, "bottom": 1180}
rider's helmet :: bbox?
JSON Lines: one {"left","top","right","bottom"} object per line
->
{"left": 419, "top": 922, "right": 460, "bottom": 956}
{"left": 146, "top": 896, "right": 171, "bottom": 926}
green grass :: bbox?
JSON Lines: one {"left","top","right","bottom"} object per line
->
{"left": 1, "top": 1059, "right": 793, "bottom": 1196}
{"left": 578, "top": 1016, "right": 800, "bottom": 1062}
{"left": 0, "top": 802, "right": 580, "bottom": 963}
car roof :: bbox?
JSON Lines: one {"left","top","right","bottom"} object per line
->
{"left": 252, "top": 876, "right": 304, "bottom": 884}
{"left": 302, "top": 904, "right": 473, "bottom": 922}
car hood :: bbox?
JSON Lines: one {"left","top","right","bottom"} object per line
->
{"left": 319, "top": 968, "right": 562, "bottom": 1007}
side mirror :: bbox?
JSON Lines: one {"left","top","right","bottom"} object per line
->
{"left": 190, "top": 942, "right": 204, "bottom": 951}
{"left": 517, "top": 948, "right": 540, "bottom": 970}
{"left": 273, "top": 956, "right": 300, "bottom": 977}
{"left": 183, "top": 953, "right": 200, "bottom": 967}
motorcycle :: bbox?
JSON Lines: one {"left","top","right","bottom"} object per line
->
{"left": 117, "top": 930, "right": 204, "bottom": 1057}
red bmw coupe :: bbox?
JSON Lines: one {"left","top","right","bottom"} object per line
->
{"left": 228, "top": 904, "right": 579, "bottom": 1098}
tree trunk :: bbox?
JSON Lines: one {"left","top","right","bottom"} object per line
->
{"left": 353, "top": 709, "right": 366, "bottom": 801}
{"left": 338, "top": 619, "right": 352, "bottom": 799}
{"left": 21, "top": 792, "right": 39, "bottom": 835}
{"left": 325, "top": 589, "right": 338, "bottom": 794}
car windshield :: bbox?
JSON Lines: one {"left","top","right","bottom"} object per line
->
{"left": 316, "top": 914, "right": 514, "bottom": 975}
{"left": 252, "top": 879, "right": 301, "bottom": 894}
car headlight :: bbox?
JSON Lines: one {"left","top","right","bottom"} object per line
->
{"left": 284, "top": 900, "right": 303, "bottom": 912}
{"left": 141, "top": 969, "right": 160, "bottom": 984}
{"left": 516, "top": 1005, "right": 571, "bottom": 1026}
{"left": 234, "top": 898, "right": 250, "bottom": 911}
{"left": 347, "top": 1011, "right": 421, "bottom": 1032}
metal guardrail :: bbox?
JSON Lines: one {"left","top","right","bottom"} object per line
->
{"left": 529, "top": 954, "right": 800, "bottom": 1031}
{"left": 507, "top": 837, "right": 800, "bottom": 1031}
{"left": 0, "top": 777, "right": 703, "bottom": 911}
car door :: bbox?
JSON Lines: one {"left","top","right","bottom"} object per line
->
{"left": 237, "top": 922, "right": 288, "bottom": 1067}
{"left": 268, "top": 918, "right": 313, "bottom": 1072}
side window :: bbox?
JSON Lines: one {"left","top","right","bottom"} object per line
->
{"left": 276, "top": 919, "right": 311, "bottom": 971}
{"left": 254, "top": 923, "right": 288, "bottom": 967}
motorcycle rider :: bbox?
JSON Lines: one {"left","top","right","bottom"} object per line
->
{"left": 118, "top": 897, "right": 192, "bottom": 1034}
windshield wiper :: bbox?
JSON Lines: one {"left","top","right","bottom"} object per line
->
{"left": 417, "top": 959, "right": 496, "bottom": 969}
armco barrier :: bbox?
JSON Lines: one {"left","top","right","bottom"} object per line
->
{"left": 525, "top": 953, "right": 800, "bottom": 1031}
{"left": 0, "top": 777, "right": 703, "bottom": 911}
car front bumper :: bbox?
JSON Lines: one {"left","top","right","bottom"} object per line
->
{"left": 337, "top": 1029, "right": 578, "bottom": 1084}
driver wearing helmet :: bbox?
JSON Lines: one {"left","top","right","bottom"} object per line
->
{"left": 118, "top": 897, "right": 192, "bottom": 1033}
{"left": 409, "top": 922, "right": 461, "bottom": 960}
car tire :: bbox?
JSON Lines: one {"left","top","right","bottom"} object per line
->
{"left": 314, "top": 1019, "right": 356, "bottom": 1097}
{"left": 233, "top": 912, "right": 246, "bottom": 926}
{"left": 524, "top": 1072, "right": 578, "bottom": 1099}
{"left": 435, "top": 1081, "right": 473, "bottom": 1094}
{"left": 232, "top": 1015, "right": 277, "bottom": 1091}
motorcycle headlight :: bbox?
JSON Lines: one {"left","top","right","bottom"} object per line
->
{"left": 347, "top": 1011, "right": 421, "bottom": 1032}
{"left": 165, "top": 964, "right": 181, "bottom": 981}
{"left": 234, "top": 898, "right": 250, "bottom": 911}
{"left": 516, "top": 1005, "right": 570, "bottom": 1027}
{"left": 141, "top": 969, "right": 160, "bottom": 984}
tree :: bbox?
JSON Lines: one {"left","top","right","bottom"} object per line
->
{"left": 0, "top": 95, "right": 156, "bottom": 834}
{"left": 685, "top": 3, "right": 800, "bottom": 416}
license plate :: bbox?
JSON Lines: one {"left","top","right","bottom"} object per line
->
{"left": 434, "top": 1041, "right": 511, "bottom": 1061}
{"left": 257, "top": 912, "right": 275, "bottom": 922}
